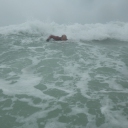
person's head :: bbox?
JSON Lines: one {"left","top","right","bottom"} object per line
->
{"left": 61, "top": 35, "right": 67, "bottom": 40}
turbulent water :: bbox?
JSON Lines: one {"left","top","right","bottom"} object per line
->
{"left": 0, "top": 21, "right": 128, "bottom": 128}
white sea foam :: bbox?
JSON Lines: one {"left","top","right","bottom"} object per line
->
{"left": 101, "top": 96, "right": 128, "bottom": 128}
{"left": 0, "top": 20, "right": 128, "bottom": 128}
{"left": 0, "top": 69, "right": 52, "bottom": 100}
{"left": 0, "top": 20, "right": 128, "bottom": 42}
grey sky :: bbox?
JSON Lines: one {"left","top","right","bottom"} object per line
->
{"left": 0, "top": 0, "right": 128, "bottom": 26}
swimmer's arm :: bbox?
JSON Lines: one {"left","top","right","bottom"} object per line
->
{"left": 46, "top": 35, "right": 53, "bottom": 42}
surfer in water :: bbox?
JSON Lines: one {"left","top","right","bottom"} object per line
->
{"left": 46, "top": 35, "right": 67, "bottom": 42}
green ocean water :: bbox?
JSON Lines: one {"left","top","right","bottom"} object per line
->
{"left": 0, "top": 25, "right": 128, "bottom": 128}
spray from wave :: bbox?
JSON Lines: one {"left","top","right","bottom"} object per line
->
{"left": 0, "top": 20, "right": 128, "bottom": 42}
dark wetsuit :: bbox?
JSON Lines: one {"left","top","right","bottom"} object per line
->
{"left": 46, "top": 35, "right": 62, "bottom": 42}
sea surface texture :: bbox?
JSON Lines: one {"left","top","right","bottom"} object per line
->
{"left": 0, "top": 21, "right": 128, "bottom": 128}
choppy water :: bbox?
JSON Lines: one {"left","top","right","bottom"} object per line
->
{"left": 0, "top": 21, "right": 128, "bottom": 128}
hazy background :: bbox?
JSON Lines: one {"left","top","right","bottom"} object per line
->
{"left": 0, "top": 0, "right": 128, "bottom": 26}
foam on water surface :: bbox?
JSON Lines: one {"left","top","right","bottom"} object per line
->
{"left": 0, "top": 20, "right": 128, "bottom": 41}
{"left": 0, "top": 21, "right": 128, "bottom": 128}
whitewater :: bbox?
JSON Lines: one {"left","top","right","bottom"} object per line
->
{"left": 0, "top": 20, "right": 128, "bottom": 128}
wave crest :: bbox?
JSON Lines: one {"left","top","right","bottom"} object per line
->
{"left": 0, "top": 20, "right": 128, "bottom": 42}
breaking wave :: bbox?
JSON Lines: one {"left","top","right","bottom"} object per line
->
{"left": 0, "top": 20, "right": 128, "bottom": 42}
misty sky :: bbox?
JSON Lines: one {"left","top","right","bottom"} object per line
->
{"left": 0, "top": 0, "right": 128, "bottom": 26}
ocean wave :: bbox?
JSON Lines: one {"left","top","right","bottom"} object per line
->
{"left": 0, "top": 20, "right": 128, "bottom": 42}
